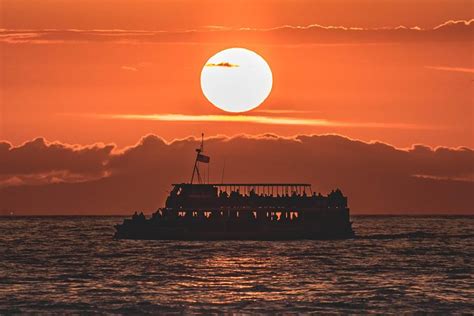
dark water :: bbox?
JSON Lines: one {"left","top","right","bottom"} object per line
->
{"left": 1, "top": 216, "right": 473, "bottom": 314}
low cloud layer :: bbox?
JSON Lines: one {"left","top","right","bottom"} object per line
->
{"left": 1, "top": 19, "right": 472, "bottom": 45}
{"left": 0, "top": 134, "right": 472, "bottom": 214}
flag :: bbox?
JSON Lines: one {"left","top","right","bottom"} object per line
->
{"left": 197, "top": 154, "right": 210, "bottom": 163}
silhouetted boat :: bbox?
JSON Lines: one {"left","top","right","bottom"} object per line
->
{"left": 114, "top": 134, "right": 354, "bottom": 240}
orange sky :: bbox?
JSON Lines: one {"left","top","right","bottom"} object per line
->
{"left": 0, "top": 0, "right": 473, "bottom": 214}
{"left": 1, "top": 0, "right": 473, "bottom": 149}
{"left": 2, "top": 0, "right": 473, "bottom": 30}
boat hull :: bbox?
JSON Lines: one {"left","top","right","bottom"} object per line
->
{"left": 114, "top": 214, "right": 355, "bottom": 240}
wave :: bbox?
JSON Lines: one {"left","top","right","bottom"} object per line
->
{"left": 358, "top": 231, "right": 474, "bottom": 240}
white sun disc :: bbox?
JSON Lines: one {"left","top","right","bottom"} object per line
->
{"left": 200, "top": 48, "right": 273, "bottom": 113}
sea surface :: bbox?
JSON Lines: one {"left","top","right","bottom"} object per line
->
{"left": 0, "top": 216, "right": 473, "bottom": 314}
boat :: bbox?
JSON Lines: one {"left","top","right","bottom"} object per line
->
{"left": 114, "top": 134, "right": 355, "bottom": 240}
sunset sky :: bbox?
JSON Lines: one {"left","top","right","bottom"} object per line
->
{"left": 0, "top": 0, "right": 472, "bottom": 214}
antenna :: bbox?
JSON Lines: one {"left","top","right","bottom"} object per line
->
{"left": 201, "top": 133, "right": 204, "bottom": 152}
{"left": 221, "top": 158, "right": 226, "bottom": 184}
{"left": 203, "top": 133, "right": 208, "bottom": 184}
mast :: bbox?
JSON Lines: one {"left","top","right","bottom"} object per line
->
{"left": 190, "top": 133, "right": 209, "bottom": 184}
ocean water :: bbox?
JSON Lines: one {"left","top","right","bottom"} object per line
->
{"left": 0, "top": 216, "right": 472, "bottom": 314}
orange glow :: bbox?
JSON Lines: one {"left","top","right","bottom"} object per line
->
{"left": 96, "top": 113, "right": 432, "bottom": 130}
{"left": 0, "top": 0, "right": 472, "bottom": 215}
{"left": 1, "top": 16, "right": 472, "bottom": 147}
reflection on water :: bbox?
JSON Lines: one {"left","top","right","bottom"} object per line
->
{"left": 0, "top": 216, "right": 473, "bottom": 313}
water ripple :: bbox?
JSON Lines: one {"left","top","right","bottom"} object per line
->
{"left": 0, "top": 215, "right": 473, "bottom": 313}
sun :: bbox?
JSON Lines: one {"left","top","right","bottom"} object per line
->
{"left": 200, "top": 48, "right": 273, "bottom": 113}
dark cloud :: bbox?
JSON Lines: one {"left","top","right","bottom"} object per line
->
{"left": 0, "top": 138, "right": 114, "bottom": 176}
{"left": 0, "top": 134, "right": 472, "bottom": 214}
{"left": 205, "top": 62, "right": 239, "bottom": 68}
{"left": 1, "top": 19, "right": 472, "bottom": 45}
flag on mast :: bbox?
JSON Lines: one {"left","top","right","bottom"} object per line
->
{"left": 197, "top": 153, "right": 210, "bottom": 163}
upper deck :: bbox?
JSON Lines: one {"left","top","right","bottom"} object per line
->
{"left": 166, "top": 183, "right": 347, "bottom": 210}
{"left": 172, "top": 183, "right": 312, "bottom": 195}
